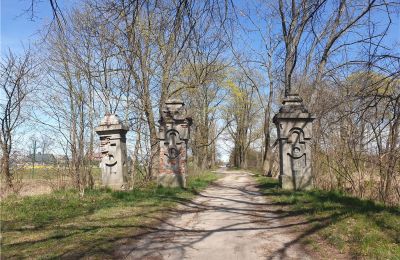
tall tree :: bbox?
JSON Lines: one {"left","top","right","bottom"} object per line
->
{"left": 0, "top": 49, "right": 36, "bottom": 188}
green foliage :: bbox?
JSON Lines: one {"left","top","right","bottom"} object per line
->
{"left": 1, "top": 171, "right": 218, "bottom": 259}
{"left": 255, "top": 175, "right": 400, "bottom": 259}
{"left": 226, "top": 79, "right": 244, "bottom": 100}
{"left": 346, "top": 71, "right": 399, "bottom": 96}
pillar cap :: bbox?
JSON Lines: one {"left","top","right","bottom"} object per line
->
{"left": 95, "top": 114, "right": 128, "bottom": 133}
{"left": 161, "top": 99, "right": 191, "bottom": 123}
{"left": 273, "top": 94, "right": 315, "bottom": 123}
{"left": 165, "top": 99, "right": 184, "bottom": 105}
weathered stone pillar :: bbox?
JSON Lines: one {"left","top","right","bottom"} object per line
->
{"left": 158, "top": 100, "right": 192, "bottom": 188}
{"left": 95, "top": 114, "right": 129, "bottom": 190}
{"left": 273, "top": 94, "right": 315, "bottom": 190}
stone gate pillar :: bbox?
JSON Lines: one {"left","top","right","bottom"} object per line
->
{"left": 95, "top": 114, "right": 129, "bottom": 190}
{"left": 158, "top": 100, "right": 192, "bottom": 188}
{"left": 273, "top": 94, "right": 315, "bottom": 190}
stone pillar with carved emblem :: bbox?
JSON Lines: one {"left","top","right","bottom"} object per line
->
{"left": 158, "top": 100, "right": 192, "bottom": 188}
{"left": 95, "top": 114, "right": 129, "bottom": 190}
{"left": 273, "top": 94, "right": 315, "bottom": 190}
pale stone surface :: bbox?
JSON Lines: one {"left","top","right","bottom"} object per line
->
{"left": 273, "top": 94, "right": 315, "bottom": 190}
{"left": 118, "top": 169, "right": 311, "bottom": 260}
{"left": 95, "top": 114, "right": 129, "bottom": 190}
{"left": 158, "top": 100, "right": 192, "bottom": 188}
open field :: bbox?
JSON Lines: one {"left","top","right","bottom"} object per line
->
{"left": 7, "top": 165, "right": 102, "bottom": 182}
{"left": 255, "top": 174, "right": 400, "bottom": 259}
{"left": 1, "top": 166, "right": 102, "bottom": 198}
{"left": 1, "top": 171, "right": 219, "bottom": 259}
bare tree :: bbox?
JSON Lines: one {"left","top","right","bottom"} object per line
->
{"left": 229, "top": 1, "right": 280, "bottom": 175}
{"left": 0, "top": 49, "right": 36, "bottom": 188}
{"left": 86, "top": 0, "right": 231, "bottom": 178}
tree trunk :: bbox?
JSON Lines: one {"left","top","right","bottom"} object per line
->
{"left": 1, "top": 143, "right": 12, "bottom": 188}
{"left": 263, "top": 79, "right": 274, "bottom": 176}
{"left": 383, "top": 115, "right": 399, "bottom": 203}
{"left": 143, "top": 82, "right": 158, "bottom": 180}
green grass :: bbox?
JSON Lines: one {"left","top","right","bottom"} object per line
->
{"left": 1, "top": 171, "right": 219, "bottom": 259}
{"left": 255, "top": 175, "right": 400, "bottom": 259}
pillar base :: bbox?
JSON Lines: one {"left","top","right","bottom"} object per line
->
{"left": 158, "top": 173, "right": 186, "bottom": 188}
{"left": 102, "top": 183, "right": 128, "bottom": 190}
{"left": 279, "top": 174, "right": 313, "bottom": 190}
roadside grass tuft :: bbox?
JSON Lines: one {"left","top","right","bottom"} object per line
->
{"left": 255, "top": 174, "right": 400, "bottom": 259}
{"left": 1, "top": 171, "right": 219, "bottom": 259}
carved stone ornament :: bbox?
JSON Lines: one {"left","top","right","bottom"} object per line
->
{"left": 95, "top": 114, "right": 129, "bottom": 190}
{"left": 273, "top": 94, "right": 315, "bottom": 190}
{"left": 158, "top": 100, "right": 192, "bottom": 188}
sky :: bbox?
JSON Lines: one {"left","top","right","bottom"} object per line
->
{"left": 1, "top": 0, "right": 76, "bottom": 55}
{"left": 2, "top": 0, "right": 399, "bottom": 61}
{"left": 1, "top": 0, "right": 399, "bottom": 162}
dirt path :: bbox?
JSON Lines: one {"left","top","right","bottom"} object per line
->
{"left": 119, "top": 170, "right": 312, "bottom": 260}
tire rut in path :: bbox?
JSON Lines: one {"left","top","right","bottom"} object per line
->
{"left": 119, "top": 170, "right": 311, "bottom": 260}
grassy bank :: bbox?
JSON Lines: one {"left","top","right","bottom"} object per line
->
{"left": 1, "top": 171, "right": 219, "bottom": 259}
{"left": 255, "top": 175, "right": 400, "bottom": 259}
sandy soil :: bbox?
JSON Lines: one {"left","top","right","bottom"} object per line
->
{"left": 118, "top": 170, "right": 314, "bottom": 260}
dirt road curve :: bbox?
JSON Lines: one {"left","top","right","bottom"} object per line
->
{"left": 120, "top": 170, "right": 311, "bottom": 260}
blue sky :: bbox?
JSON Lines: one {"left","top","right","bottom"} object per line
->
{"left": 1, "top": 0, "right": 76, "bottom": 55}
{"left": 2, "top": 1, "right": 399, "bottom": 59}
{"left": 1, "top": 0, "right": 399, "bottom": 162}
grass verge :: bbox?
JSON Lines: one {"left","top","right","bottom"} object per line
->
{"left": 1, "top": 171, "right": 219, "bottom": 259}
{"left": 255, "top": 175, "right": 400, "bottom": 259}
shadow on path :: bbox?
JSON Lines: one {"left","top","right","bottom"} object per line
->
{"left": 114, "top": 171, "right": 325, "bottom": 260}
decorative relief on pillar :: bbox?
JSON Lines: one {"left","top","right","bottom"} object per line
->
{"left": 287, "top": 129, "right": 307, "bottom": 176}
{"left": 273, "top": 94, "right": 315, "bottom": 190}
{"left": 95, "top": 114, "right": 129, "bottom": 190}
{"left": 164, "top": 130, "right": 182, "bottom": 160}
{"left": 158, "top": 100, "right": 192, "bottom": 188}
{"left": 100, "top": 137, "right": 118, "bottom": 168}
